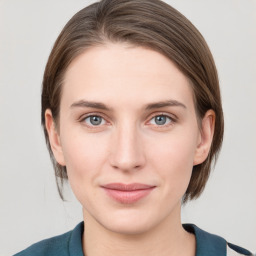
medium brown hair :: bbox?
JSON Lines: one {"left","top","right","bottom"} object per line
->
{"left": 41, "top": 0, "right": 224, "bottom": 202}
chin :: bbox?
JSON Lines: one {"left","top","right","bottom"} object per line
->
{"left": 104, "top": 219, "right": 153, "bottom": 236}
{"left": 97, "top": 208, "right": 161, "bottom": 236}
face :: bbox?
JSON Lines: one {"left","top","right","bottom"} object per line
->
{"left": 46, "top": 43, "right": 213, "bottom": 235}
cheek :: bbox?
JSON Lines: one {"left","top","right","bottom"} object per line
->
{"left": 147, "top": 128, "right": 198, "bottom": 192}
{"left": 59, "top": 131, "right": 111, "bottom": 208}
{"left": 60, "top": 130, "right": 109, "bottom": 184}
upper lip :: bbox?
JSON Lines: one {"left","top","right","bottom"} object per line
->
{"left": 101, "top": 183, "right": 155, "bottom": 191}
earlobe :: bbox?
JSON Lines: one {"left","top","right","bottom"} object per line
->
{"left": 193, "top": 110, "right": 215, "bottom": 166}
{"left": 45, "top": 109, "right": 66, "bottom": 166}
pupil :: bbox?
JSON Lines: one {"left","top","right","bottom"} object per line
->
{"left": 155, "top": 116, "right": 166, "bottom": 125}
{"left": 90, "top": 116, "right": 102, "bottom": 125}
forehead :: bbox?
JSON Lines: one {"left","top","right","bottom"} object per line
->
{"left": 61, "top": 43, "right": 194, "bottom": 109}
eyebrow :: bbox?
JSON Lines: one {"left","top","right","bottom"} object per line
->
{"left": 70, "top": 100, "right": 111, "bottom": 110}
{"left": 70, "top": 99, "right": 186, "bottom": 111}
{"left": 145, "top": 100, "right": 187, "bottom": 110}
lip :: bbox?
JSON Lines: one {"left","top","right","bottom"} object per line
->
{"left": 101, "top": 183, "right": 156, "bottom": 204}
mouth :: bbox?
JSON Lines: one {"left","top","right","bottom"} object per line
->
{"left": 101, "top": 183, "right": 156, "bottom": 204}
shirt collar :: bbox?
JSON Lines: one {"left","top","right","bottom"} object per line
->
{"left": 69, "top": 222, "right": 84, "bottom": 256}
{"left": 183, "top": 223, "right": 227, "bottom": 256}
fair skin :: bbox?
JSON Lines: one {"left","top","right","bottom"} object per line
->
{"left": 45, "top": 43, "right": 215, "bottom": 256}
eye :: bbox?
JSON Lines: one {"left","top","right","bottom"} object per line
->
{"left": 149, "top": 115, "right": 172, "bottom": 126}
{"left": 83, "top": 115, "right": 106, "bottom": 126}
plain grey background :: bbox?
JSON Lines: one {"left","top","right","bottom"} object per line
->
{"left": 0, "top": 0, "right": 255, "bottom": 255}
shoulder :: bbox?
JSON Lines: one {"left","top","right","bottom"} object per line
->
{"left": 13, "top": 222, "right": 84, "bottom": 256}
{"left": 13, "top": 231, "right": 72, "bottom": 256}
{"left": 183, "top": 224, "right": 253, "bottom": 256}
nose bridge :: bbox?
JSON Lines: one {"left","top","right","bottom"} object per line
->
{"left": 109, "top": 120, "right": 145, "bottom": 171}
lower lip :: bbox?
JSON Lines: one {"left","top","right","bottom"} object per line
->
{"left": 103, "top": 188, "right": 155, "bottom": 204}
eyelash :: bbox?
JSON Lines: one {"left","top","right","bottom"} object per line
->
{"left": 79, "top": 112, "right": 176, "bottom": 129}
{"left": 147, "top": 113, "right": 176, "bottom": 127}
{"left": 79, "top": 112, "right": 109, "bottom": 128}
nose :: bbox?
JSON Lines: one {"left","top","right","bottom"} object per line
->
{"left": 109, "top": 123, "right": 146, "bottom": 172}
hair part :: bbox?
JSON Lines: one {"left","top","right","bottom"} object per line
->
{"left": 42, "top": 0, "right": 224, "bottom": 202}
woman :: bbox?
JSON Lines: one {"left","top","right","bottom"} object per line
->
{"left": 14, "top": 0, "right": 253, "bottom": 255}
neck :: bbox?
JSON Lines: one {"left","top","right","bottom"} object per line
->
{"left": 82, "top": 205, "right": 196, "bottom": 256}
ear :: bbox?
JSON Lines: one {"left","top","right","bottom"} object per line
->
{"left": 45, "top": 109, "right": 66, "bottom": 166}
{"left": 193, "top": 110, "right": 215, "bottom": 166}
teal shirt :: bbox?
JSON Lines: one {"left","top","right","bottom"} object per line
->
{"left": 14, "top": 222, "right": 252, "bottom": 256}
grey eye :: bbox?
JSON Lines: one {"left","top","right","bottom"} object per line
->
{"left": 155, "top": 116, "right": 167, "bottom": 125}
{"left": 150, "top": 115, "right": 171, "bottom": 126}
{"left": 85, "top": 115, "right": 105, "bottom": 126}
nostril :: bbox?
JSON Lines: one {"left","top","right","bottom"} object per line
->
{"left": 110, "top": 158, "right": 144, "bottom": 172}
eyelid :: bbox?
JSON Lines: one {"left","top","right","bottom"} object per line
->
{"left": 147, "top": 112, "right": 177, "bottom": 121}
{"left": 78, "top": 112, "right": 110, "bottom": 126}
{"left": 146, "top": 112, "right": 177, "bottom": 126}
